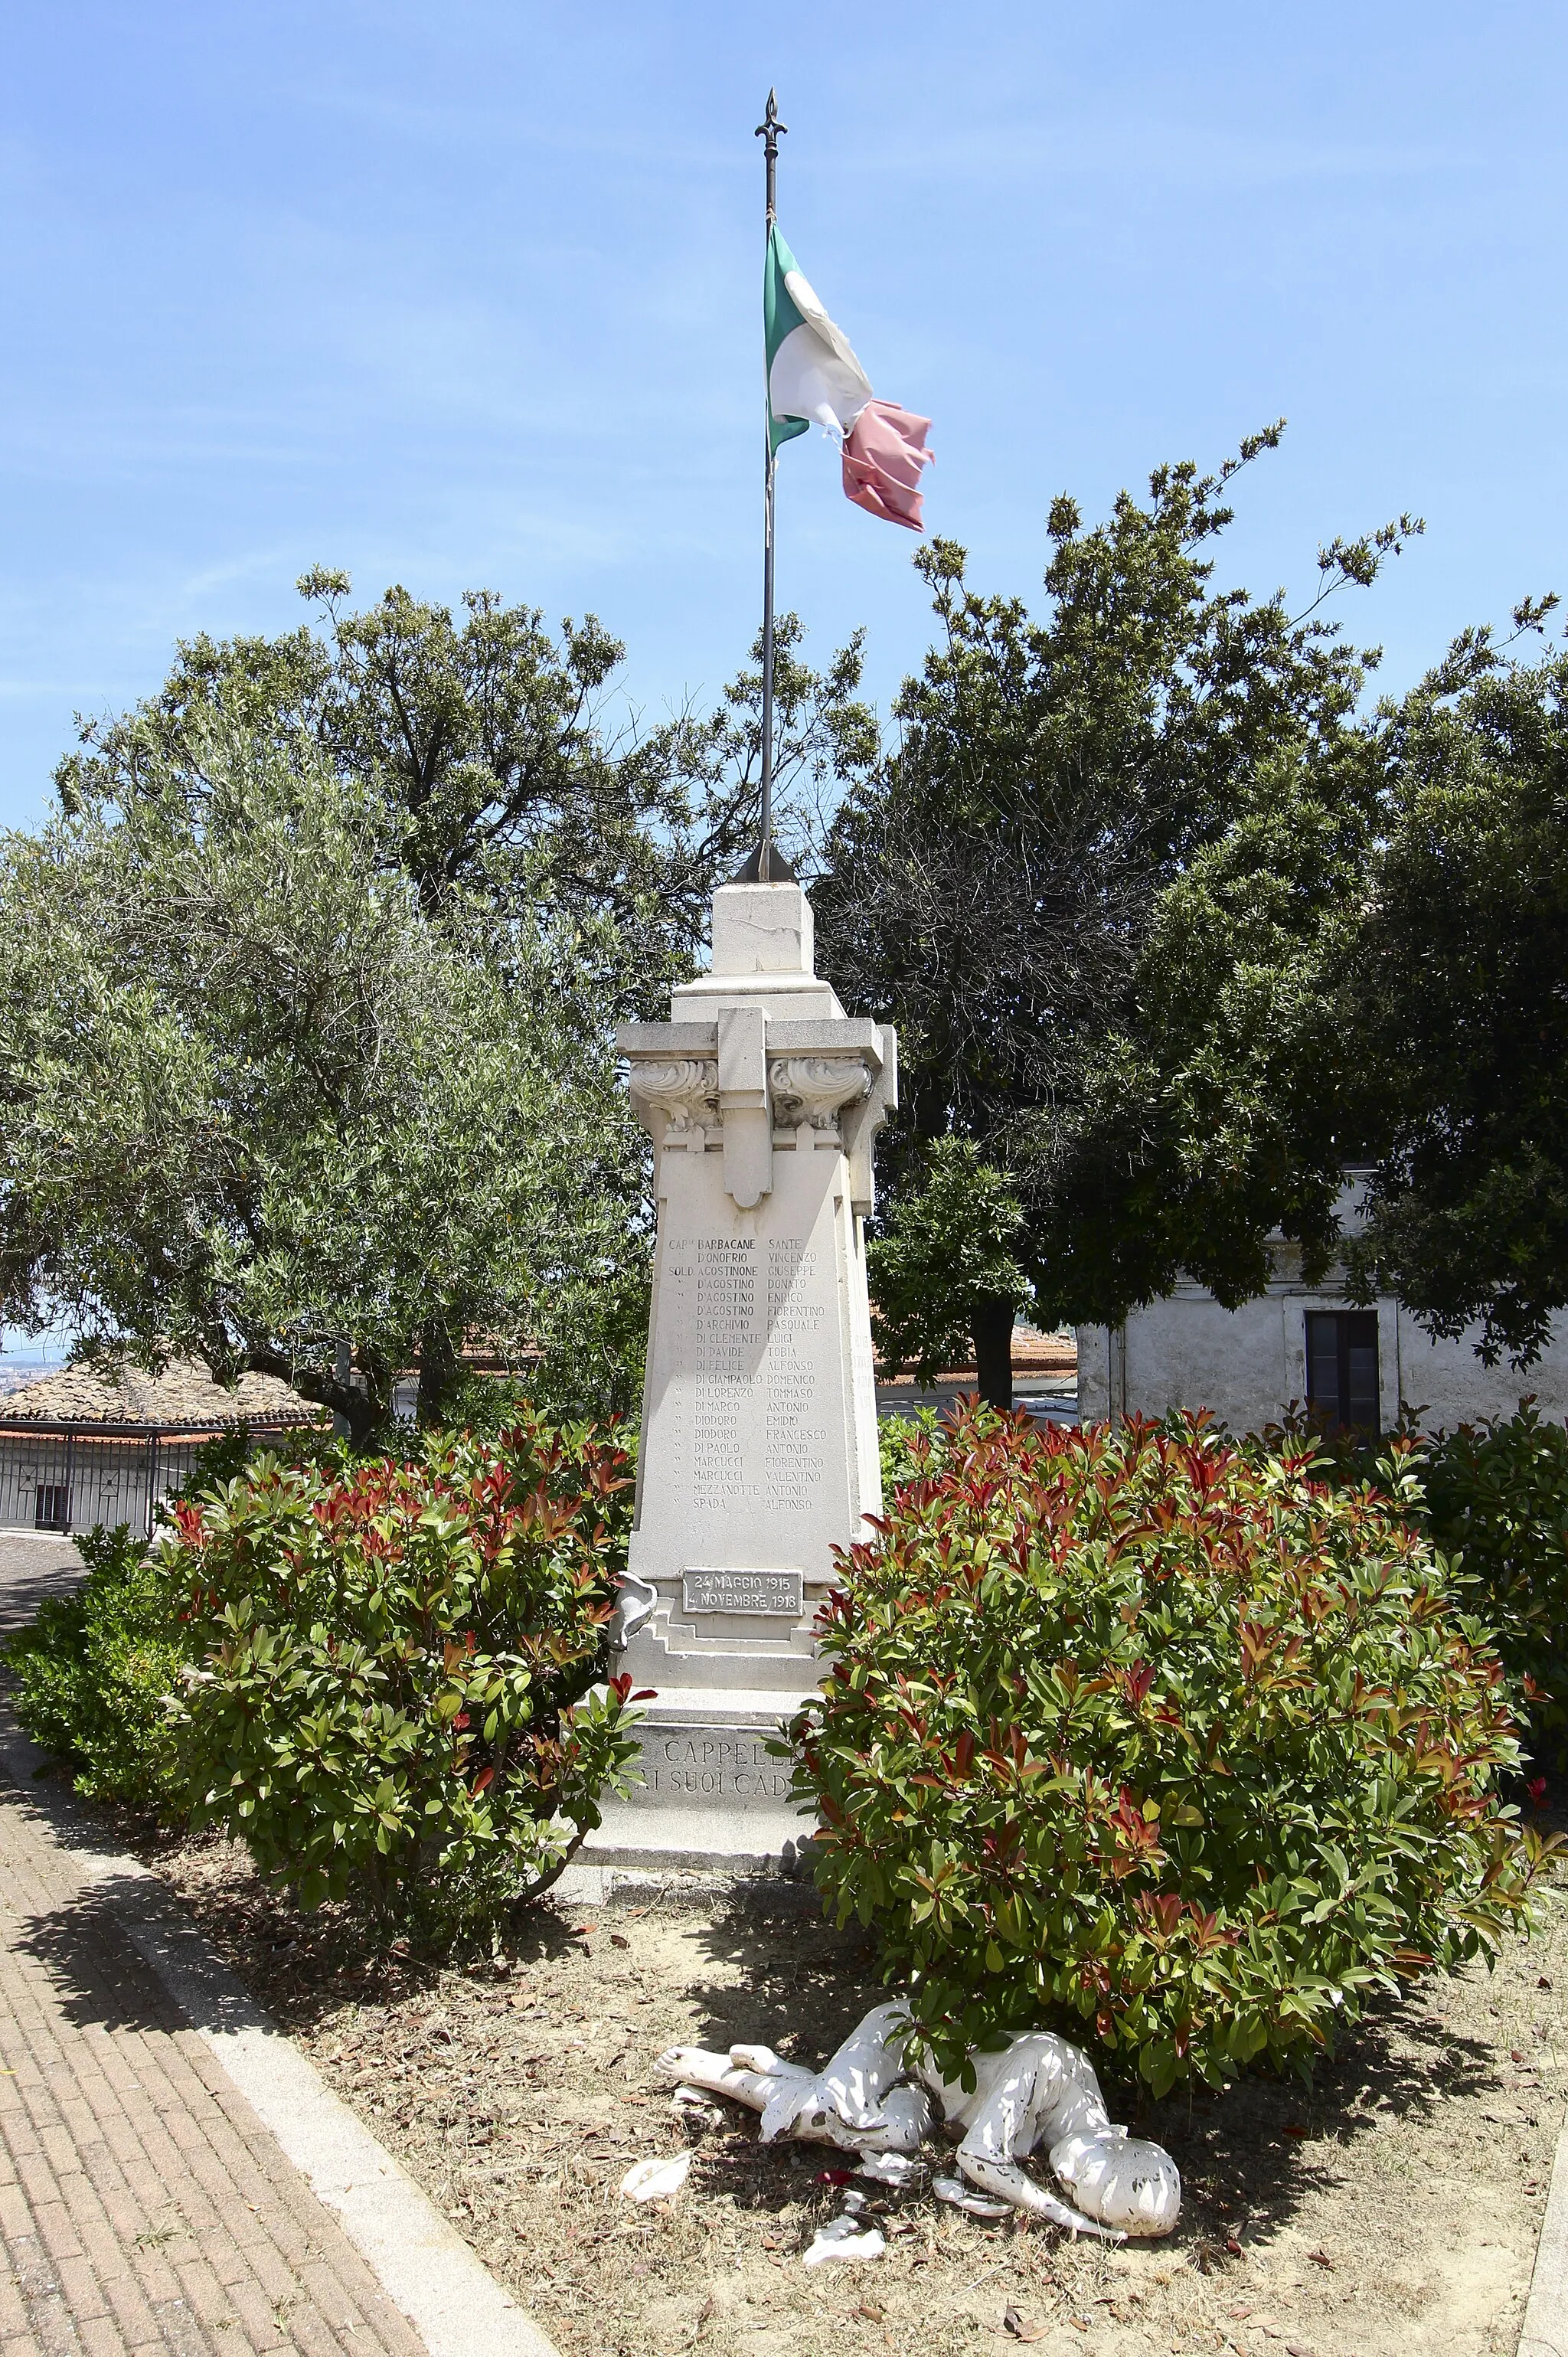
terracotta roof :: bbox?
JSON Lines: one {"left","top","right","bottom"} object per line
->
{"left": 0, "top": 1357, "right": 319, "bottom": 1430}
{"left": 877, "top": 1326, "right": 1078, "bottom": 1386}
{"left": 1011, "top": 1326, "right": 1076, "bottom": 1376}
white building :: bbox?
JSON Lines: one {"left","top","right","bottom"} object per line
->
{"left": 1076, "top": 1181, "right": 1568, "bottom": 1437}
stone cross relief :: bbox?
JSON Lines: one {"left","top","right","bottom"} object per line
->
{"left": 627, "top": 1032, "right": 879, "bottom": 1211}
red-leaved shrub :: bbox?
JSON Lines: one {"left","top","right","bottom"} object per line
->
{"left": 164, "top": 1408, "right": 648, "bottom": 1929}
{"left": 787, "top": 1405, "right": 1551, "bottom": 2092}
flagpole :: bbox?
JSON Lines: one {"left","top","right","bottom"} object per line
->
{"left": 756, "top": 88, "right": 785, "bottom": 884}
{"left": 760, "top": 460, "right": 776, "bottom": 880}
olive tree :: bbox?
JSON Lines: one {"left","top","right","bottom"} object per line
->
{"left": 0, "top": 722, "right": 647, "bottom": 1436}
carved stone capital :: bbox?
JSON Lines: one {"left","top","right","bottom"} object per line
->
{"left": 769, "top": 1055, "right": 872, "bottom": 1139}
{"left": 619, "top": 1016, "right": 893, "bottom": 1198}
{"left": 628, "top": 1058, "right": 719, "bottom": 1145}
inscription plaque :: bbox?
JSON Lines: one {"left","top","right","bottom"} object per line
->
{"left": 681, "top": 1568, "right": 804, "bottom": 1616}
{"left": 626, "top": 1724, "right": 797, "bottom": 1809}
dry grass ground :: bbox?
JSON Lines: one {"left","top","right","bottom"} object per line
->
{"left": 130, "top": 1832, "right": 1568, "bottom": 2357}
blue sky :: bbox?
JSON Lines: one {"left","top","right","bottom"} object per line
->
{"left": 2, "top": 1, "right": 1564, "bottom": 829}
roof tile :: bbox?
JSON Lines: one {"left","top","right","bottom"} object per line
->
{"left": 0, "top": 1356, "right": 318, "bottom": 1429}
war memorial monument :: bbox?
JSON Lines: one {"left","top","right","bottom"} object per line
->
{"left": 588, "top": 874, "right": 896, "bottom": 1866}
{"left": 581, "top": 92, "right": 919, "bottom": 1868}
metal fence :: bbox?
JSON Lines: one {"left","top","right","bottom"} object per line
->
{"left": 0, "top": 1422, "right": 304, "bottom": 1538}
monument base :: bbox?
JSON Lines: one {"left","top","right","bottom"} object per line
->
{"left": 581, "top": 1688, "right": 816, "bottom": 1872}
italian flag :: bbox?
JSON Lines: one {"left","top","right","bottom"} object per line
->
{"left": 764, "top": 224, "right": 933, "bottom": 531}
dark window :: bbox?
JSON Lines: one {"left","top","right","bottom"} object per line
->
{"left": 34, "top": 1484, "right": 70, "bottom": 1531}
{"left": 1305, "top": 1312, "right": 1380, "bottom": 1437}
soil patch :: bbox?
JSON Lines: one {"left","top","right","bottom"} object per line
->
{"left": 126, "top": 1831, "right": 1568, "bottom": 2357}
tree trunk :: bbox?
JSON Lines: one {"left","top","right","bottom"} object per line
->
{"left": 971, "top": 1296, "right": 1015, "bottom": 1412}
{"left": 416, "top": 1316, "right": 460, "bottom": 1427}
{"left": 250, "top": 1350, "right": 381, "bottom": 1448}
{"left": 339, "top": 1389, "right": 382, "bottom": 1450}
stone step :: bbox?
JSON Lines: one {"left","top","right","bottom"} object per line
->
{"left": 580, "top": 1692, "right": 822, "bottom": 1875}
{"left": 619, "top": 1713, "right": 799, "bottom": 1811}
{"left": 580, "top": 1797, "right": 814, "bottom": 1876}
{"left": 630, "top": 1685, "right": 814, "bottom": 1727}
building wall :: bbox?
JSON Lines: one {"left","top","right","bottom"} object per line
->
{"left": 0, "top": 1429, "right": 234, "bottom": 1535}
{"left": 0, "top": 1435, "right": 155, "bottom": 1534}
{"left": 1076, "top": 1283, "right": 1568, "bottom": 1435}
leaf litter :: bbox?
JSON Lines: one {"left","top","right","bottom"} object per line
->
{"left": 137, "top": 1827, "right": 1568, "bottom": 2357}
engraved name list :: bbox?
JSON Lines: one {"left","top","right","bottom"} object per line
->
{"left": 668, "top": 1228, "right": 833, "bottom": 1525}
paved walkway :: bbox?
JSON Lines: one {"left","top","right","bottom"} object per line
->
{"left": 0, "top": 1533, "right": 431, "bottom": 2357}
{"left": 0, "top": 1760, "right": 431, "bottom": 2357}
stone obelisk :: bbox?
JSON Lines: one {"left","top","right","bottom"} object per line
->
{"left": 593, "top": 875, "right": 895, "bottom": 1865}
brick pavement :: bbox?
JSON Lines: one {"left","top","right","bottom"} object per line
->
{"left": 0, "top": 1741, "right": 432, "bottom": 2355}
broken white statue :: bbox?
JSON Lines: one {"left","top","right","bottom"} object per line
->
{"left": 655, "top": 2000, "right": 1181, "bottom": 2242}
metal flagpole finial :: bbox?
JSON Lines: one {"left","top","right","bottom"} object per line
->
{"left": 755, "top": 88, "right": 786, "bottom": 224}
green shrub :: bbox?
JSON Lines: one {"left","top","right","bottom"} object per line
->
{"left": 3, "top": 1523, "right": 192, "bottom": 1813}
{"left": 162, "top": 1407, "right": 649, "bottom": 1929}
{"left": 879, "top": 1407, "right": 942, "bottom": 1499}
{"left": 1420, "top": 1401, "right": 1568, "bottom": 1767}
{"left": 1258, "top": 1401, "right": 1568, "bottom": 1769}
{"left": 788, "top": 1404, "right": 1548, "bottom": 2096}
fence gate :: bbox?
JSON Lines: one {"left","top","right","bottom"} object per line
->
{"left": 0, "top": 1424, "right": 295, "bottom": 1538}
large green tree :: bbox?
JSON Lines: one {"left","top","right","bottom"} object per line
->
{"left": 1057, "top": 607, "right": 1568, "bottom": 1374}
{"left": 57, "top": 575, "right": 877, "bottom": 1016}
{"left": 21, "top": 574, "right": 876, "bottom": 1425}
{"left": 0, "top": 723, "right": 648, "bottom": 1437}
{"left": 1341, "top": 623, "right": 1568, "bottom": 1366}
{"left": 826, "top": 433, "right": 1568, "bottom": 1384}
{"left": 815, "top": 429, "right": 1414, "bottom": 1384}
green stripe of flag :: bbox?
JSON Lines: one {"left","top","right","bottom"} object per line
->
{"left": 763, "top": 224, "right": 811, "bottom": 454}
